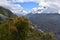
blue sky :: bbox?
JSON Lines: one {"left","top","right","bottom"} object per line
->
{"left": 14, "top": 2, "right": 39, "bottom": 11}
{"left": 19, "top": 2, "right": 39, "bottom": 11}
{"left": 0, "top": 0, "right": 59, "bottom": 14}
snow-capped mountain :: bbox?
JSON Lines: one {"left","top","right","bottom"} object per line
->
{"left": 30, "top": 7, "right": 45, "bottom": 14}
{"left": 14, "top": 10, "right": 28, "bottom": 17}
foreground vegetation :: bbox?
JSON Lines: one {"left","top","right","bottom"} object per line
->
{"left": 0, "top": 16, "right": 55, "bottom": 40}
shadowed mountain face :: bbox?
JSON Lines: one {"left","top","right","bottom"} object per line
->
{"left": 0, "top": 6, "right": 17, "bottom": 18}
{"left": 26, "top": 13, "right": 60, "bottom": 40}
{"left": 0, "top": 6, "right": 17, "bottom": 23}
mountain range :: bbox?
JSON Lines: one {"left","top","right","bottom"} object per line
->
{"left": 26, "top": 13, "right": 60, "bottom": 40}
{"left": 0, "top": 6, "right": 60, "bottom": 40}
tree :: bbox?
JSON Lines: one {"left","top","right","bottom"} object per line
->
{"left": 0, "top": 16, "right": 55, "bottom": 40}
{"left": 12, "top": 16, "right": 31, "bottom": 40}
{"left": 46, "top": 33, "right": 55, "bottom": 40}
{"left": 0, "top": 20, "right": 11, "bottom": 40}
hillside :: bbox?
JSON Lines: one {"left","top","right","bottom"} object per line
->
{"left": 0, "top": 6, "right": 17, "bottom": 18}
{"left": 0, "top": 16, "right": 55, "bottom": 40}
{"left": 0, "top": 6, "right": 56, "bottom": 40}
{"left": 27, "top": 13, "right": 60, "bottom": 40}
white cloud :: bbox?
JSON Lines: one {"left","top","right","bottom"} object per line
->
{"left": 7, "top": 0, "right": 34, "bottom": 3}
{"left": 0, "top": 0, "right": 10, "bottom": 6}
{"left": 0, "top": 0, "right": 60, "bottom": 15}
{"left": 39, "top": 0, "right": 60, "bottom": 13}
{"left": 15, "top": 0, "right": 60, "bottom": 13}
{"left": 34, "top": 0, "right": 60, "bottom": 13}
{"left": 0, "top": 0, "right": 28, "bottom": 16}
{"left": 7, "top": 0, "right": 24, "bottom": 2}
{"left": 30, "top": 7, "right": 45, "bottom": 14}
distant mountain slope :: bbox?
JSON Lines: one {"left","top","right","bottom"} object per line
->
{"left": 0, "top": 6, "right": 17, "bottom": 18}
{"left": 26, "top": 13, "right": 60, "bottom": 40}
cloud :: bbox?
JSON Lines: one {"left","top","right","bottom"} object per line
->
{"left": 30, "top": 7, "right": 45, "bottom": 14}
{"left": 7, "top": 0, "right": 34, "bottom": 3}
{"left": 43, "top": 0, "right": 60, "bottom": 7}
{"left": 44, "top": 0, "right": 60, "bottom": 13}
{"left": 0, "top": 0, "right": 28, "bottom": 16}
{"left": 14, "top": 0, "right": 60, "bottom": 13}
{"left": 34, "top": 0, "right": 60, "bottom": 13}
{"left": 0, "top": 0, "right": 60, "bottom": 15}
{"left": 7, "top": 0, "right": 24, "bottom": 2}
{"left": 0, "top": 0, "right": 10, "bottom": 6}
